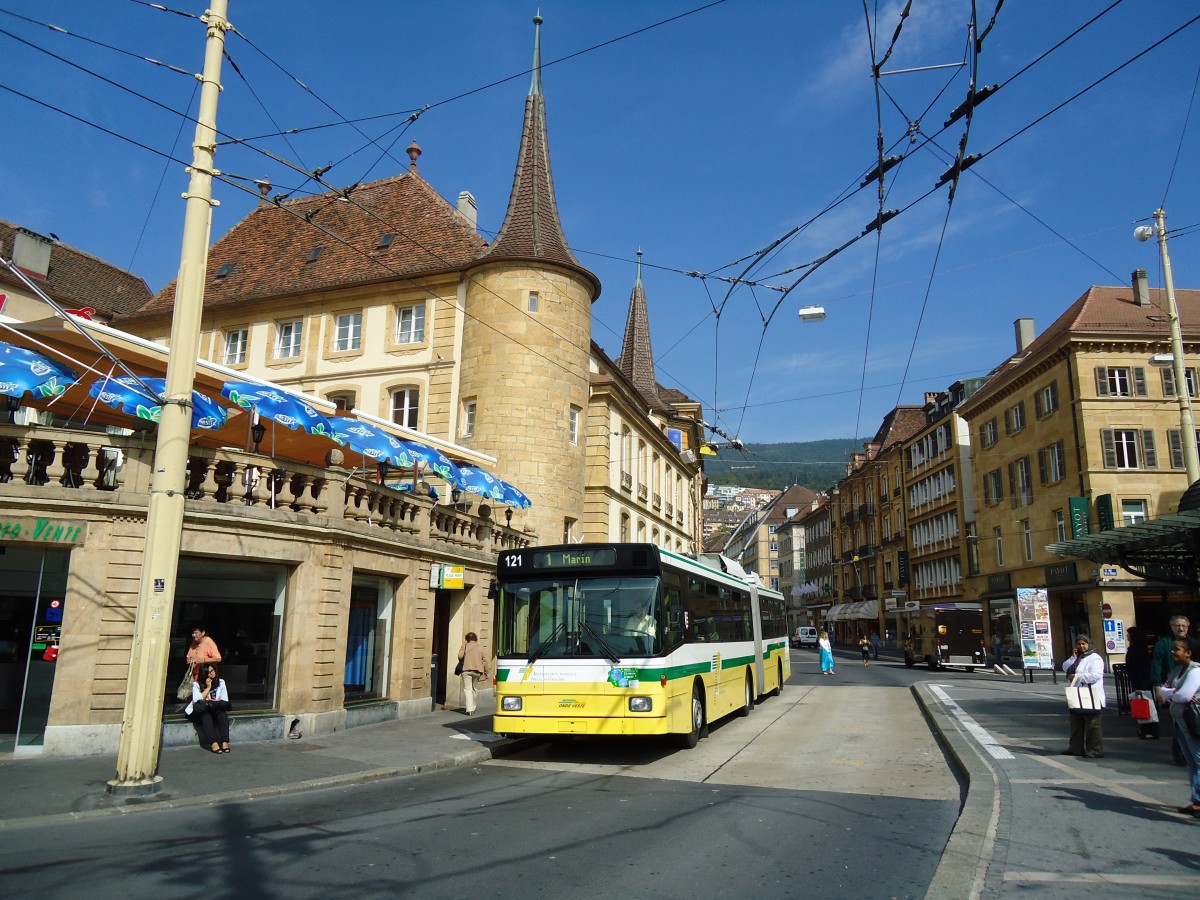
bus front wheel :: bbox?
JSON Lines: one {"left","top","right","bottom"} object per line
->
{"left": 927, "top": 655, "right": 938, "bottom": 671}
{"left": 676, "top": 683, "right": 705, "bottom": 749}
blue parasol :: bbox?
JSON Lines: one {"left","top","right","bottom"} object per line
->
{"left": 0, "top": 341, "right": 77, "bottom": 399}
{"left": 398, "top": 440, "right": 461, "bottom": 483}
{"left": 88, "top": 376, "right": 229, "bottom": 430}
{"left": 453, "top": 466, "right": 533, "bottom": 509}
{"left": 220, "top": 381, "right": 335, "bottom": 437}
{"left": 329, "top": 417, "right": 408, "bottom": 466}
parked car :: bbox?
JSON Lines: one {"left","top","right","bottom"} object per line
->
{"left": 791, "top": 626, "right": 819, "bottom": 649}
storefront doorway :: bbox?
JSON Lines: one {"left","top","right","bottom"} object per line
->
{"left": 168, "top": 557, "right": 286, "bottom": 711}
{"left": 0, "top": 547, "right": 70, "bottom": 753}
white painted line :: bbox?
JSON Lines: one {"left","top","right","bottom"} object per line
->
{"left": 1005, "top": 872, "right": 1200, "bottom": 886}
{"left": 929, "top": 684, "right": 1014, "bottom": 760}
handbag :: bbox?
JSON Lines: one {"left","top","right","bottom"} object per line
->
{"left": 454, "top": 657, "right": 464, "bottom": 676}
{"left": 191, "top": 699, "right": 209, "bottom": 715}
{"left": 176, "top": 663, "right": 193, "bottom": 702}
{"left": 1130, "top": 691, "right": 1157, "bottom": 722}
{"left": 1066, "top": 681, "right": 1102, "bottom": 711}
{"left": 1184, "top": 698, "right": 1200, "bottom": 739}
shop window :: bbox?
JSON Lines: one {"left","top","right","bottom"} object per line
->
{"left": 344, "top": 579, "right": 393, "bottom": 701}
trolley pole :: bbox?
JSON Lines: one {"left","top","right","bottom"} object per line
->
{"left": 1153, "top": 209, "right": 1200, "bottom": 484}
{"left": 108, "top": 0, "right": 230, "bottom": 794}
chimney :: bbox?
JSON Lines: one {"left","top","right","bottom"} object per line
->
{"left": 924, "top": 391, "right": 939, "bottom": 407}
{"left": 12, "top": 228, "right": 52, "bottom": 281}
{"left": 1132, "top": 268, "right": 1150, "bottom": 307}
{"left": 255, "top": 178, "right": 272, "bottom": 208}
{"left": 457, "top": 191, "right": 478, "bottom": 231}
{"left": 1014, "top": 317, "right": 1035, "bottom": 353}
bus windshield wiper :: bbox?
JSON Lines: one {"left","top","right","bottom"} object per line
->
{"left": 526, "top": 621, "right": 566, "bottom": 663}
{"left": 580, "top": 621, "right": 621, "bottom": 663}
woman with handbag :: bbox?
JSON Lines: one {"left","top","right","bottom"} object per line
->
{"left": 1156, "top": 636, "right": 1200, "bottom": 816}
{"left": 1125, "top": 627, "right": 1159, "bottom": 739}
{"left": 456, "top": 632, "right": 489, "bottom": 716}
{"left": 1062, "top": 634, "right": 1106, "bottom": 758}
{"left": 187, "top": 662, "right": 232, "bottom": 754}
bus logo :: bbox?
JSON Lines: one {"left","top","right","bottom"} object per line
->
{"left": 557, "top": 699, "right": 585, "bottom": 709}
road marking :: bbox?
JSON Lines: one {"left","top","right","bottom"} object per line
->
{"left": 1032, "top": 755, "right": 1173, "bottom": 806}
{"left": 928, "top": 684, "right": 1014, "bottom": 760}
{"left": 1005, "top": 872, "right": 1200, "bottom": 886}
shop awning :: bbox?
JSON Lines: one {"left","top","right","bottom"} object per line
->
{"left": 1046, "top": 508, "right": 1200, "bottom": 586}
{"left": 824, "top": 600, "right": 880, "bottom": 621}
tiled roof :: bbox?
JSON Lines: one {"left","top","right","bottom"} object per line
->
{"left": 872, "top": 406, "right": 927, "bottom": 449}
{"left": 0, "top": 220, "right": 152, "bottom": 318}
{"left": 125, "top": 172, "right": 487, "bottom": 320}
{"left": 615, "top": 255, "right": 667, "bottom": 411}
{"left": 471, "top": 21, "right": 600, "bottom": 299}
{"left": 970, "top": 282, "right": 1200, "bottom": 400}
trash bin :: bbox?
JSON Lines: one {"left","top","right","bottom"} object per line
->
{"left": 1111, "top": 663, "right": 1130, "bottom": 715}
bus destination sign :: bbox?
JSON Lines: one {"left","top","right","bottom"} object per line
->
{"left": 532, "top": 548, "right": 616, "bottom": 569}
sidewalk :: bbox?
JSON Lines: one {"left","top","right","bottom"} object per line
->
{"left": 0, "top": 707, "right": 528, "bottom": 830}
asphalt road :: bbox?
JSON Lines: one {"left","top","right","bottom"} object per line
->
{"left": 0, "top": 649, "right": 962, "bottom": 899}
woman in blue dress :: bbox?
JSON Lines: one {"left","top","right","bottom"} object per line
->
{"left": 819, "top": 630, "right": 835, "bottom": 675}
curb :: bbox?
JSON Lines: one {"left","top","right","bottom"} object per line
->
{"left": 0, "top": 735, "right": 540, "bottom": 831}
{"left": 911, "top": 682, "right": 1000, "bottom": 900}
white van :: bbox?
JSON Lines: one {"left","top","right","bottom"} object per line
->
{"left": 791, "top": 626, "right": 818, "bottom": 649}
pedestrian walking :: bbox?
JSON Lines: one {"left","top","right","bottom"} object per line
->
{"left": 859, "top": 633, "right": 871, "bottom": 667}
{"left": 818, "top": 630, "right": 835, "bottom": 675}
{"left": 1062, "top": 634, "right": 1106, "bottom": 758}
{"left": 1125, "top": 626, "right": 1159, "bottom": 739}
{"left": 456, "top": 631, "right": 490, "bottom": 716}
{"left": 1153, "top": 616, "right": 1191, "bottom": 766}
{"left": 1156, "top": 636, "right": 1200, "bottom": 816}
{"left": 870, "top": 632, "right": 881, "bottom": 661}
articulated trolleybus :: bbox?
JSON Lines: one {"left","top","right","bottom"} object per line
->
{"left": 492, "top": 543, "right": 789, "bottom": 748}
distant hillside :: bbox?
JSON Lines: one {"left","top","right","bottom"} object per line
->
{"left": 703, "top": 439, "right": 862, "bottom": 491}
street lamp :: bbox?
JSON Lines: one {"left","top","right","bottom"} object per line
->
{"left": 1135, "top": 208, "right": 1199, "bottom": 483}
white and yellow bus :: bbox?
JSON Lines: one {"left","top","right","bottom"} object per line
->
{"left": 492, "top": 543, "right": 789, "bottom": 748}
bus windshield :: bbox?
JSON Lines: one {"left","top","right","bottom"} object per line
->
{"left": 496, "top": 575, "right": 663, "bottom": 659}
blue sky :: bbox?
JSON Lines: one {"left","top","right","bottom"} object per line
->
{"left": 2, "top": 1, "right": 1198, "bottom": 447}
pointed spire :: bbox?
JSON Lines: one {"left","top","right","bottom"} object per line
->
{"left": 618, "top": 249, "right": 664, "bottom": 408}
{"left": 476, "top": 14, "right": 600, "bottom": 298}
{"left": 530, "top": 12, "right": 543, "bottom": 96}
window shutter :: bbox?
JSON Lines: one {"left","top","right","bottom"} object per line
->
{"left": 1142, "top": 430, "right": 1157, "bottom": 468}
{"left": 1017, "top": 400, "right": 1026, "bottom": 427}
{"left": 1134, "top": 367, "right": 1147, "bottom": 396}
{"left": 1101, "top": 429, "right": 1117, "bottom": 468}
{"left": 1095, "top": 367, "right": 1109, "bottom": 396}
{"left": 1004, "top": 408, "right": 1012, "bottom": 436}
{"left": 1034, "top": 390, "right": 1043, "bottom": 419}
{"left": 1169, "top": 429, "right": 1183, "bottom": 469}
{"left": 1038, "top": 447, "right": 1048, "bottom": 485}
{"left": 1008, "top": 462, "right": 1017, "bottom": 508}
{"left": 1163, "top": 367, "right": 1176, "bottom": 398}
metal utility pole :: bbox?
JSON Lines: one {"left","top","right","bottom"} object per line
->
{"left": 109, "top": 0, "right": 230, "bottom": 794}
{"left": 1153, "top": 209, "right": 1199, "bottom": 484}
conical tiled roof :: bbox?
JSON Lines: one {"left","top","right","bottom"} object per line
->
{"left": 473, "top": 15, "right": 600, "bottom": 298}
{"left": 616, "top": 250, "right": 666, "bottom": 409}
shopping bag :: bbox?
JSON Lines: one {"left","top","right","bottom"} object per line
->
{"left": 1066, "top": 682, "right": 1102, "bottom": 711}
{"left": 1130, "top": 691, "right": 1157, "bottom": 723}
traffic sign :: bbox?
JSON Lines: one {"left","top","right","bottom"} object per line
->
{"left": 1102, "top": 603, "right": 1112, "bottom": 619}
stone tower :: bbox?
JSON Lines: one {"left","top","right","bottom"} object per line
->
{"left": 460, "top": 15, "right": 601, "bottom": 544}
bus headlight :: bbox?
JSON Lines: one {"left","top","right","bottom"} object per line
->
{"left": 501, "top": 696, "right": 523, "bottom": 711}
{"left": 628, "top": 696, "right": 652, "bottom": 713}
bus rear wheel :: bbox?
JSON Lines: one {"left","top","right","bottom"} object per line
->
{"left": 772, "top": 659, "right": 783, "bottom": 696}
{"left": 676, "top": 683, "right": 705, "bottom": 749}
{"left": 738, "top": 672, "right": 754, "bottom": 716}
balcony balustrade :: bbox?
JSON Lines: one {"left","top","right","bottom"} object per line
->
{"left": 0, "top": 423, "right": 530, "bottom": 554}
{"left": 652, "top": 492, "right": 661, "bottom": 510}
{"left": 637, "top": 483, "right": 648, "bottom": 502}
{"left": 620, "top": 470, "right": 632, "bottom": 491}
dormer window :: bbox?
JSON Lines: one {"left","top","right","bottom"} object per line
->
{"left": 305, "top": 246, "right": 323, "bottom": 264}
{"left": 377, "top": 233, "right": 394, "bottom": 250}
{"left": 215, "top": 262, "right": 236, "bottom": 279}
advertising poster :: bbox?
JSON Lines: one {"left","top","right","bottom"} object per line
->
{"left": 1016, "top": 587, "right": 1055, "bottom": 669}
